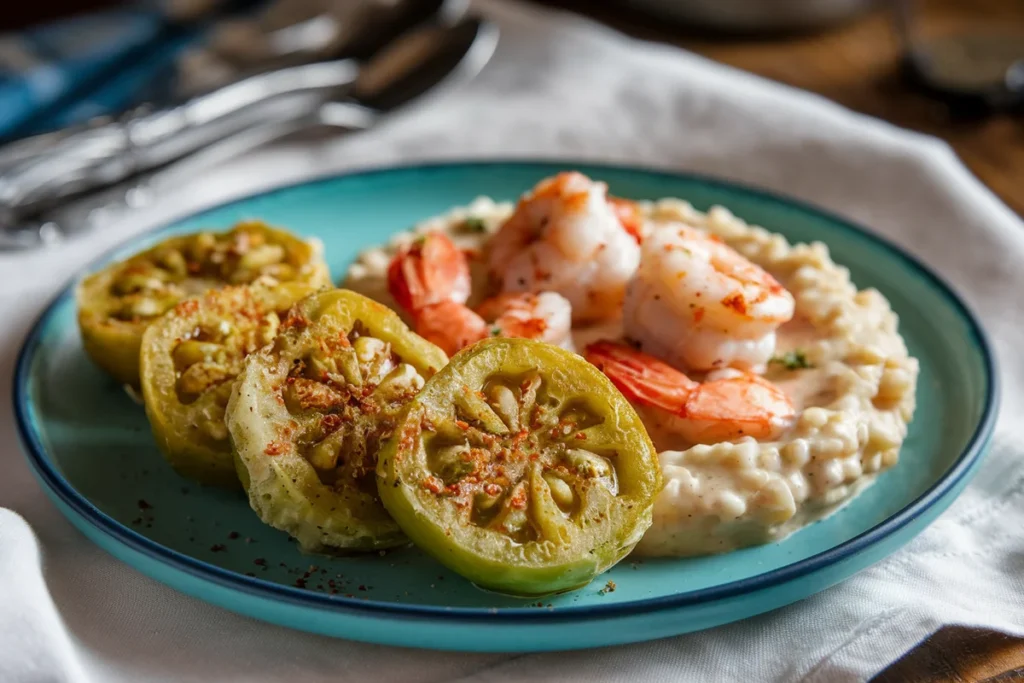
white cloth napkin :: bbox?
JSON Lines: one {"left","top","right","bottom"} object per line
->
{"left": 2, "top": 1, "right": 1023, "bottom": 681}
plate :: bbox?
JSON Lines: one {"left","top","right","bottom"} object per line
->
{"left": 13, "top": 161, "right": 998, "bottom": 652}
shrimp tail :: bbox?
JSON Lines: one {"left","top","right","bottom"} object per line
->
{"left": 584, "top": 341, "right": 695, "bottom": 414}
{"left": 585, "top": 340, "right": 795, "bottom": 444}
{"left": 414, "top": 302, "right": 488, "bottom": 357}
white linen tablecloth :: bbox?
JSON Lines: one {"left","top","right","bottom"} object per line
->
{"left": 2, "top": 1, "right": 1023, "bottom": 681}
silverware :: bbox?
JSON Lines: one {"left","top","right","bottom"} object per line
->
{"left": 0, "top": 0, "right": 463, "bottom": 222}
{"left": 0, "top": 61, "right": 360, "bottom": 214}
{"left": 0, "top": 16, "right": 497, "bottom": 250}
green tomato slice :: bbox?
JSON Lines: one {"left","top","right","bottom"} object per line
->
{"left": 139, "top": 280, "right": 321, "bottom": 487}
{"left": 77, "top": 221, "right": 330, "bottom": 386}
{"left": 376, "top": 337, "right": 662, "bottom": 595}
{"left": 226, "top": 289, "right": 448, "bottom": 552}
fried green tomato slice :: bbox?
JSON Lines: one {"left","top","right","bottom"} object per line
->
{"left": 139, "top": 280, "right": 322, "bottom": 487}
{"left": 376, "top": 337, "right": 663, "bottom": 595}
{"left": 226, "top": 289, "right": 448, "bottom": 552}
{"left": 77, "top": 220, "right": 330, "bottom": 386}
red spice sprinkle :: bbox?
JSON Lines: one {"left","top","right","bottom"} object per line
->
{"left": 721, "top": 293, "right": 747, "bottom": 315}
{"left": 358, "top": 585, "right": 367, "bottom": 591}
{"left": 137, "top": 499, "right": 152, "bottom": 510}
{"left": 281, "top": 311, "right": 310, "bottom": 329}
{"left": 174, "top": 299, "right": 200, "bottom": 316}
{"left": 422, "top": 476, "right": 444, "bottom": 495}
{"left": 210, "top": 544, "right": 226, "bottom": 553}
{"left": 509, "top": 488, "right": 528, "bottom": 509}
{"left": 321, "top": 413, "right": 343, "bottom": 433}
{"left": 295, "top": 578, "right": 307, "bottom": 588}
{"left": 228, "top": 531, "right": 240, "bottom": 540}
{"left": 455, "top": 420, "right": 470, "bottom": 431}
{"left": 264, "top": 441, "right": 288, "bottom": 456}
{"left": 253, "top": 558, "right": 267, "bottom": 567}
{"left": 575, "top": 433, "right": 587, "bottom": 440}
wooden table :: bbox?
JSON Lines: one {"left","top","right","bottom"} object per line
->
{"left": 532, "top": 0, "right": 1024, "bottom": 219}
{"left": 530, "top": 1, "right": 1022, "bottom": 680}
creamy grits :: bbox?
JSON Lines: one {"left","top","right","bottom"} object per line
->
{"left": 342, "top": 195, "right": 919, "bottom": 558}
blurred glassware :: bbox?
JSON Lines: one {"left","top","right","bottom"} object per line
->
{"left": 619, "top": 0, "right": 876, "bottom": 32}
{"left": 896, "top": 0, "right": 1024, "bottom": 118}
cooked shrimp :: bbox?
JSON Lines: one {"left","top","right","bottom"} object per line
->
{"left": 585, "top": 340, "right": 795, "bottom": 445}
{"left": 623, "top": 223, "right": 794, "bottom": 372}
{"left": 608, "top": 196, "right": 644, "bottom": 244}
{"left": 413, "top": 301, "right": 489, "bottom": 357}
{"left": 478, "top": 292, "right": 574, "bottom": 350}
{"left": 415, "top": 292, "right": 575, "bottom": 357}
{"left": 487, "top": 172, "right": 641, "bottom": 324}
{"left": 387, "top": 231, "right": 471, "bottom": 313}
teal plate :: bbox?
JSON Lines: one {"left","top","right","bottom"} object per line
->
{"left": 13, "top": 162, "right": 998, "bottom": 652}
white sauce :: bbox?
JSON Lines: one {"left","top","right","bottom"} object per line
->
{"left": 343, "top": 195, "right": 919, "bottom": 559}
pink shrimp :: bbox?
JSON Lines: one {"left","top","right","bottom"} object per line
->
{"left": 487, "top": 172, "right": 641, "bottom": 323}
{"left": 585, "top": 340, "right": 795, "bottom": 445}
{"left": 386, "top": 231, "right": 471, "bottom": 313}
{"left": 623, "top": 223, "right": 795, "bottom": 372}
{"left": 414, "top": 292, "right": 575, "bottom": 357}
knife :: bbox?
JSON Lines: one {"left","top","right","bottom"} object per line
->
{"left": 0, "top": 16, "right": 497, "bottom": 250}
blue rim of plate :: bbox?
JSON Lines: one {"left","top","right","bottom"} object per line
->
{"left": 12, "top": 160, "right": 1000, "bottom": 624}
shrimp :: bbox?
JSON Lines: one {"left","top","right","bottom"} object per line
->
{"left": 387, "top": 231, "right": 471, "bottom": 313}
{"left": 385, "top": 230, "right": 574, "bottom": 355}
{"left": 412, "top": 301, "right": 488, "bottom": 357}
{"left": 414, "top": 292, "right": 575, "bottom": 357}
{"left": 608, "top": 196, "right": 644, "bottom": 244}
{"left": 623, "top": 223, "right": 794, "bottom": 372}
{"left": 487, "top": 172, "right": 641, "bottom": 324}
{"left": 476, "top": 292, "right": 574, "bottom": 349}
{"left": 585, "top": 340, "right": 795, "bottom": 445}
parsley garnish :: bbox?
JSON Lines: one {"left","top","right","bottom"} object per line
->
{"left": 490, "top": 326, "right": 502, "bottom": 337}
{"left": 769, "top": 350, "right": 813, "bottom": 370}
{"left": 464, "top": 217, "right": 487, "bottom": 232}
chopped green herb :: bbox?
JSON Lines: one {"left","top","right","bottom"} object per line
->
{"left": 769, "top": 350, "right": 813, "bottom": 370}
{"left": 413, "top": 235, "right": 426, "bottom": 246}
{"left": 464, "top": 217, "right": 487, "bottom": 232}
{"left": 490, "top": 326, "right": 502, "bottom": 337}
